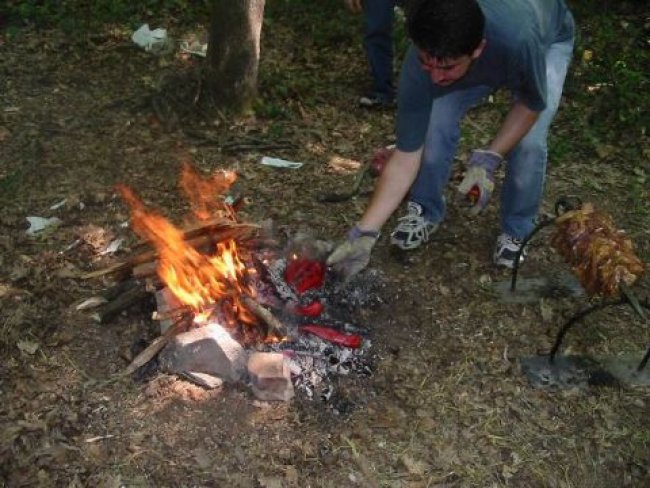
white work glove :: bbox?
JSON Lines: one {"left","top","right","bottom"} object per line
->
{"left": 327, "top": 225, "right": 379, "bottom": 280}
{"left": 457, "top": 149, "right": 503, "bottom": 215}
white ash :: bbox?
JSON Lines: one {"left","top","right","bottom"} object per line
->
{"left": 263, "top": 258, "right": 298, "bottom": 302}
{"left": 267, "top": 334, "right": 374, "bottom": 403}
{"left": 323, "top": 268, "right": 387, "bottom": 311}
{"left": 245, "top": 255, "right": 380, "bottom": 404}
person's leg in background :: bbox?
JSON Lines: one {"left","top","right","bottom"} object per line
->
{"left": 360, "top": 0, "right": 395, "bottom": 107}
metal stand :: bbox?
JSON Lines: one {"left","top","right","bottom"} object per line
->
{"left": 508, "top": 196, "right": 649, "bottom": 373}
{"left": 510, "top": 215, "right": 555, "bottom": 292}
{"left": 510, "top": 196, "right": 583, "bottom": 293}
{"left": 549, "top": 299, "right": 650, "bottom": 371}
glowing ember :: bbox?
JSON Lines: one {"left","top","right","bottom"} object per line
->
{"left": 116, "top": 164, "right": 254, "bottom": 324}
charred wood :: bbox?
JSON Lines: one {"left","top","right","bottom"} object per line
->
{"left": 121, "top": 313, "right": 193, "bottom": 377}
{"left": 92, "top": 284, "right": 151, "bottom": 324}
{"left": 241, "top": 295, "right": 287, "bottom": 338}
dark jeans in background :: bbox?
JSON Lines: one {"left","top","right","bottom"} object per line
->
{"left": 363, "top": 0, "right": 395, "bottom": 100}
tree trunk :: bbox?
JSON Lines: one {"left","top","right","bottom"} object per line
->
{"left": 204, "top": 0, "right": 265, "bottom": 114}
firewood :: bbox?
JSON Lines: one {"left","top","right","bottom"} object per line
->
{"left": 152, "top": 305, "right": 192, "bottom": 322}
{"left": 132, "top": 229, "right": 261, "bottom": 279}
{"left": 132, "top": 261, "right": 158, "bottom": 279}
{"left": 130, "top": 216, "right": 237, "bottom": 252}
{"left": 241, "top": 295, "right": 287, "bottom": 337}
{"left": 81, "top": 223, "right": 259, "bottom": 280}
{"left": 120, "top": 313, "right": 193, "bottom": 377}
{"left": 102, "top": 278, "right": 140, "bottom": 301}
{"left": 91, "top": 284, "right": 151, "bottom": 324}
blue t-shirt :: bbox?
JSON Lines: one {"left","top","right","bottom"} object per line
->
{"left": 396, "top": 0, "right": 575, "bottom": 151}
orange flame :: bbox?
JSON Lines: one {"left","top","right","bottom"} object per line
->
{"left": 179, "top": 161, "right": 237, "bottom": 221}
{"left": 116, "top": 166, "right": 254, "bottom": 323}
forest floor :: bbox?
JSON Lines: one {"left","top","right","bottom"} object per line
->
{"left": 1, "top": 2, "right": 649, "bottom": 487}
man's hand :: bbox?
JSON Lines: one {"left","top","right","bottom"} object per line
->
{"left": 326, "top": 226, "right": 379, "bottom": 280}
{"left": 457, "top": 149, "right": 503, "bottom": 215}
{"left": 343, "top": 0, "right": 363, "bottom": 14}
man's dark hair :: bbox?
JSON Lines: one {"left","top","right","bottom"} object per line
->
{"left": 406, "top": 0, "right": 485, "bottom": 59}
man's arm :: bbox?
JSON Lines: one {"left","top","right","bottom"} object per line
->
{"left": 488, "top": 101, "right": 540, "bottom": 157}
{"left": 358, "top": 147, "right": 424, "bottom": 231}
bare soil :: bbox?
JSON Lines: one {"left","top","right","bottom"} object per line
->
{"left": 1, "top": 11, "right": 649, "bottom": 488}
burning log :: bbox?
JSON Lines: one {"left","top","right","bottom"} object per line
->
{"left": 81, "top": 222, "right": 259, "bottom": 280}
{"left": 130, "top": 216, "right": 244, "bottom": 252}
{"left": 241, "top": 295, "right": 287, "bottom": 338}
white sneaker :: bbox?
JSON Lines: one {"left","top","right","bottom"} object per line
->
{"left": 358, "top": 91, "right": 395, "bottom": 108}
{"left": 493, "top": 233, "right": 527, "bottom": 268}
{"left": 390, "top": 202, "right": 439, "bottom": 250}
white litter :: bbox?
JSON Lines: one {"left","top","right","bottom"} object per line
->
{"left": 260, "top": 156, "right": 303, "bottom": 169}
{"left": 26, "top": 216, "right": 61, "bottom": 236}
{"left": 76, "top": 297, "right": 108, "bottom": 311}
{"left": 17, "top": 340, "right": 40, "bottom": 355}
{"left": 99, "top": 238, "right": 124, "bottom": 256}
{"left": 180, "top": 40, "right": 208, "bottom": 57}
{"left": 49, "top": 199, "right": 67, "bottom": 210}
{"left": 132, "top": 24, "right": 170, "bottom": 53}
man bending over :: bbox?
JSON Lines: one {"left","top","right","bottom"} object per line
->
{"left": 329, "top": 0, "right": 575, "bottom": 277}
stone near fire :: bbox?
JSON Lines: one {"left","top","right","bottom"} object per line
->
{"left": 159, "top": 324, "right": 248, "bottom": 382}
{"left": 247, "top": 352, "right": 294, "bottom": 402}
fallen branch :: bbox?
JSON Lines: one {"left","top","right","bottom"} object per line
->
{"left": 120, "top": 313, "right": 192, "bottom": 377}
{"left": 220, "top": 142, "right": 294, "bottom": 153}
{"left": 183, "top": 129, "right": 295, "bottom": 152}
{"left": 241, "top": 295, "right": 287, "bottom": 337}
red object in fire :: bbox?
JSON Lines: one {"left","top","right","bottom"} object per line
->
{"left": 300, "top": 325, "right": 363, "bottom": 349}
{"left": 294, "top": 300, "right": 324, "bottom": 317}
{"left": 284, "top": 258, "right": 325, "bottom": 294}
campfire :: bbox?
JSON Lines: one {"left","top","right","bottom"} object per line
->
{"left": 84, "top": 163, "right": 380, "bottom": 404}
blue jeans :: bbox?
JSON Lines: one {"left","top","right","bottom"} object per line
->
{"left": 409, "top": 37, "right": 574, "bottom": 239}
{"left": 364, "top": 0, "right": 395, "bottom": 99}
